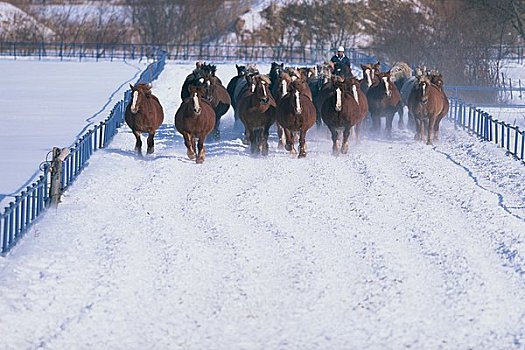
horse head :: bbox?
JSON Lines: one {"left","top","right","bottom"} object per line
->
{"left": 129, "top": 83, "right": 152, "bottom": 114}
{"left": 416, "top": 75, "right": 432, "bottom": 104}
{"left": 235, "top": 64, "right": 247, "bottom": 77}
{"left": 332, "top": 75, "right": 347, "bottom": 112}
{"left": 376, "top": 71, "right": 394, "bottom": 97}
{"left": 429, "top": 71, "right": 444, "bottom": 91}
{"left": 345, "top": 75, "right": 362, "bottom": 105}
{"left": 188, "top": 84, "right": 206, "bottom": 115}
{"left": 249, "top": 74, "right": 275, "bottom": 111}
{"left": 361, "top": 63, "right": 379, "bottom": 87}
{"left": 274, "top": 72, "right": 292, "bottom": 100}
{"left": 289, "top": 79, "right": 308, "bottom": 115}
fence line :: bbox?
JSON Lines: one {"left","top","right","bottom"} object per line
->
{"left": 0, "top": 41, "right": 381, "bottom": 66}
{"left": 0, "top": 51, "right": 167, "bottom": 255}
{"left": 448, "top": 98, "right": 525, "bottom": 163}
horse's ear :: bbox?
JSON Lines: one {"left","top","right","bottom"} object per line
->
{"left": 129, "top": 83, "right": 134, "bottom": 90}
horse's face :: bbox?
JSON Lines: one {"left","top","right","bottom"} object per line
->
{"left": 236, "top": 64, "right": 247, "bottom": 76}
{"left": 251, "top": 75, "right": 272, "bottom": 105}
{"left": 289, "top": 83, "right": 303, "bottom": 115}
{"left": 430, "top": 73, "right": 444, "bottom": 89}
{"left": 129, "top": 83, "right": 149, "bottom": 114}
{"left": 376, "top": 71, "right": 393, "bottom": 97}
{"left": 188, "top": 85, "right": 206, "bottom": 114}
{"left": 416, "top": 75, "right": 432, "bottom": 104}
{"left": 276, "top": 72, "right": 292, "bottom": 99}
{"left": 270, "top": 62, "right": 284, "bottom": 77}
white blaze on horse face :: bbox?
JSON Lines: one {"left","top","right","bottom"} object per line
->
{"left": 335, "top": 88, "right": 342, "bottom": 112}
{"left": 261, "top": 82, "right": 268, "bottom": 97}
{"left": 281, "top": 80, "right": 288, "bottom": 97}
{"left": 192, "top": 92, "right": 201, "bottom": 114}
{"left": 383, "top": 77, "right": 391, "bottom": 97}
{"left": 352, "top": 84, "right": 359, "bottom": 105}
{"left": 295, "top": 90, "right": 302, "bottom": 114}
{"left": 131, "top": 90, "right": 139, "bottom": 114}
{"left": 365, "top": 69, "right": 372, "bottom": 87}
{"left": 251, "top": 83, "right": 256, "bottom": 93}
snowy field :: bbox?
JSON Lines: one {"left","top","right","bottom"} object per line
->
{"left": 0, "top": 61, "right": 524, "bottom": 349}
{"left": 0, "top": 58, "right": 146, "bottom": 206}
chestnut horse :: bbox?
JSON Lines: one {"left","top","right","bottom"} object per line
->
{"left": 237, "top": 74, "right": 276, "bottom": 155}
{"left": 125, "top": 83, "right": 164, "bottom": 156}
{"left": 429, "top": 71, "right": 449, "bottom": 141}
{"left": 276, "top": 79, "right": 317, "bottom": 158}
{"left": 366, "top": 71, "right": 401, "bottom": 137}
{"left": 202, "top": 74, "right": 231, "bottom": 140}
{"left": 345, "top": 75, "right": 369, "bottom": 142}
{"left": 321, "top": 76, "right": 362, "bottom": 155}
{"left": 174, "top": 85, "right": 215, "bottom": 163}
{"left": 407, "top": 75, "right": 447, "bottom": 145}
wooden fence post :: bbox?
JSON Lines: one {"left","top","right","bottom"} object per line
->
{"left": 49, "top": 147, "right": 70, "bottom": 208}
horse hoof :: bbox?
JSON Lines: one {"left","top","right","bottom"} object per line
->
{"left": 196, "top": 158, "right": 204, "bottom": 164}
{"left": 285, "top": 144, "right": 292, "bottom": 151}
{"left": 147, "top": 148, "right": 154, "bottom": 154}
{"left": 298, "top": 151, "right": 306, "bottom": 158}
{"left": 187, "top": 152, "right": 196, "bottom": 160}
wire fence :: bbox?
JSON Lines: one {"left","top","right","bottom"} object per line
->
{"left": 448, "top": 98, "right": 525, "bottom": 163}
{"left": 0, "top": 51, "right": 167, "bottom": 255}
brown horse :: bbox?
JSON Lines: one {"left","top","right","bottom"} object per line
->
{"left": 276, "top": 79, "right": 317, "bottom": 158}
{"left": 237, "top": 74, "right": 276, "bottom": 155}
{"left": 174, "top": 85, "right": 215, "bottom": 163}
{"left": 321, "top": 76, "right": 361, "bottom": 155}
{"left": 429, "top": 72, "right": 449, "bottom": 141}
{"left": 203, "top": 75, "right": 231, "bottom": 140}
{"left": 125, "top": 83, "right": 164, "bottom": 156}
{"left": 345, "top": 75, "right": 369, "bottom": 142}
{"left": 407, "top": 75, "right": 446, "bottom": 145}
{"left": 359, "top": 62, "right": 381, "bottom": 94}
{"left": 366, "top": 71, "right": 401, "bottom": 137}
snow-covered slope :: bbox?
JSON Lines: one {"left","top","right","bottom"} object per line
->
{"left": 0, "top": 2, "right": 54, "bottom": 39}
{"left": 0, "top": 62, "right": 524, "bottom": 349}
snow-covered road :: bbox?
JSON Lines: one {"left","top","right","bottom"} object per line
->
{"left": 0, "top": 63, "right": 524, "bottom": 349}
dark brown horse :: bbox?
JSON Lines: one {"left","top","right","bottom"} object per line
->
{"left": 366, "top": 71, "right": 401, "bottom": 137}
{"left": 407, "top": 75, "right": 447, "bottom": 145}
{"left": 359, "top": 62, "right": 381, "bottom": 94}
{"left": 125, "top": 83, "right": 164, "bottom": 156}
{"left": 276, "top": 79, "right": 317, "bottom": 158}
{"left": 202, "top": 75, "right": 231, "bottom": 140}
{"left": 237, "top": 74, "right": 276, "bottom": 155}
{"left": 321, "top": 76, "right": 362, "bottom": 155}
{"left": 345, "top": 75, "right": 369, "bottom": 142}
{"left": 174, "top": 85, "right": 215, "bottom": 163}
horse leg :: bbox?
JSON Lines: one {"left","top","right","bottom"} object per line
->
{"left": 371, "top": 115, "right": 381, "bottom": 135}
{"left": 298, "top": 129, "right": 307, "bottom": 158}
{"left": 276, "top": 124, "right": 286, "bottom": 149}
{"left": 284, "top": 128, "right": 295, "bottom": 153}
{"left": 196, "top": 137, "right": 205, "bottom": 163}
{"left": 386, "top": 113, "right": 394, "bottom": 138}
{"left": 183, "top": 133, "right": 196, "bottom": 159}
{"left": 427, "top": 117, "right": 436, "bottom": 145}
{"left": 249, "top": 129, "right": 258, "bottom": 155}
{"left": 397, "top": 104, "right": 405, "bottom": 129}
{"left": 355, "top": 121, "right": 361, "bottom": 144}
{"left": 243, "top": 127, "right": 251, "bottom": 145}
{"left": 133, "top": 130, "right": 143, "bottom": 156}
{"left": 146, "top": 132, "right": 155, "bottom": 154}
{"left": 341, "top": 126, "right": 351, "bottom": 154}
{"left": 329, "top": 126, "right": 339, "bottom": 156}
{"left": 262, "top": 126, "right": 271, "bottom": 156}
{"left": 213, "top": 115, "right": 221, "bottom": 141}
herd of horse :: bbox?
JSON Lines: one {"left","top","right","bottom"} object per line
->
{"left": 123, "top": 60, "right": 449, "bottom": 163}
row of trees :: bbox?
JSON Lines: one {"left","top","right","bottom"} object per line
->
{"left": 3, "top": 0, "right": 525, "bottom": 86}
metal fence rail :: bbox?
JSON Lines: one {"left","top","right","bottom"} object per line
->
{"left": 448, "top": 98, "right": 525, "bottom": 163}
{"left": 0, "top": 52, "right": 166, "bottom": 255}
{"left": 0, "top": 41, "right": 379, "bottom": 66}
{"left": 0, "top": 41, "right": 165, "bottom": 62}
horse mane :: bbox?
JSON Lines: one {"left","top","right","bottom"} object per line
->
{"left": 391, "top": 62, "right": 413, "bottom": 81}
{"left": 258, "top": 74, "right": 271, "bottom": 85}
{"left": 136, "top": 83, "right": 153, "bottom": 95}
